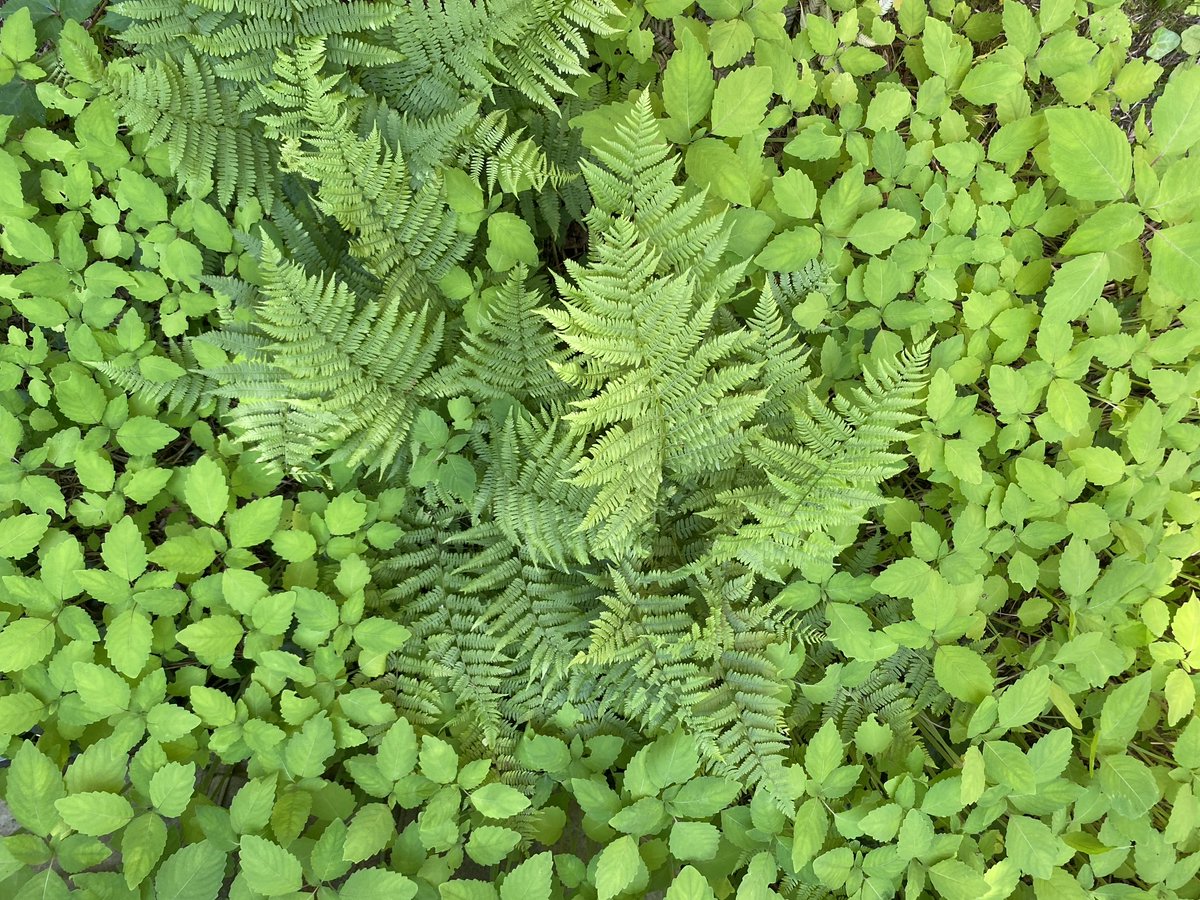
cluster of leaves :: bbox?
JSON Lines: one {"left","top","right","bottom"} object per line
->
{"left": 0, "top": 0, "right": 1199, "bottom": 898}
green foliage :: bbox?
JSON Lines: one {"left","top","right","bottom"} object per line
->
{"left": 2, "top": 0, "right": 1200, "bottom": 898}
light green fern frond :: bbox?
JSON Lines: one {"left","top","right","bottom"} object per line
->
{"left": 485, "top": 408, "right": 593, "bottom": 570}
{"left": 547, "top": 220, "right": 764, "bottom": 556}
{"left": 90, "top": 340, "right": 212, "bottom": 419}
{"left": 580, "top": 93, "right": 734, "bottom": 290}
{"left": 746, "top": 284, "right": 813, "bottom": 438}
{"left": 103, "top": 52, "right": 277, "bottom": 209}
{"left": 459, "top": 110, "right": 577, "bottom": 197}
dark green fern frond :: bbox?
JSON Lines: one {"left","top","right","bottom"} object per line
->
{"left": 267, "top": 177, "right": 382, "bottom": 299}
{"left": 209, "top": 241, "right": 444, "bottom": 475}
{"left": 506, "top": 91, "right": 593, "bottom": 236}
{"left": 114, "top": 0, "right": 404, "bottom": 84}
{"left": 485, "top": 408, "right": 593, "bottom": 570}
{"left": 360, "top": 96, "right": 481, "bottom": 183}
{"left": 488, "top": 0, "right": 618, "bottom": 108}
{"left": 360, "top": 0, "right": 496, "bottom": 117}
{"left": 705, "top": 339, "right": 932, "bottom": 583}
{"left": 263, "top": 42, "right": 471, "bottom": 295}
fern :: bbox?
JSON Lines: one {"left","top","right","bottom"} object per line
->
{"left": 484, "top": 409, "right": 592, "bottom": 569}
{"left": 90, "top": 340, "right": 212, "bottom": 419}
{"left": 459, "top": 110, "right": 577, "bottom": 197}
{"left": 425, "top": 267, "right": 570, "bottom": 408}
{"left": 103, "top": 52, "right": 277, "bottom": 209}
{"left": 705, "top": 340, "right": 933, "bottom": 583}
{"left": 112, "top": 0, "right": 405, "bottom": 83}
{"left": 547, "top": 218, "right": 765, "bottom": 557}
{"left": 579, "top": 94, "right": 734, "bottom": 290}
{"left": 207, "top": 241, "right": 443, "bottom": 476}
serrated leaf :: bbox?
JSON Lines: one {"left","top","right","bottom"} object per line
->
{"left": 791, "top": 798, "right": 828, "bottom": 869}
{"left": 177, "top": 615, "right": 242, "bottom": 668}
{"left": 101, "top": 516, "right": 147, "bottom": 583}
{"left": 284, "top": 713, "right": 335, "bottom": 779}
{"left": 1007, "top": 815, "right": 1070, "bottom": 879}
{"left": 670, "top": 821, "right": 720, "bottom": 861}
{"left": 230, "top": 777, "right": 276, "bottom": 835}
{"left": 1045, "top": 108, "right": 1131, "bottom": 201}
{"left": 1042, "top": 253, "right": 1109, "bottom": 321}
{"left": 1098, "top": 754, "right": 1161, "bottom": 818}
{"left": 665, "top": 867, "right": 716, "bottom": 900}
{"left": 342, "top": 868, "right": 418, "bottom": 900}
{"left": 121, "top": 813, "right": 167, "bottom": 890}
{"left": 1059, "top": 537, "right": 1099, "bottom": 597}
{"left": 928, "top": 859, "right": 990, "bottom": 899}
{"left": 958, "top": 61, "right": 1023, "bottom": 105}
{"left": 1098, "top": 671, "right": 1151, "bottom": 754}
{"left": 0, "top": 616, "right": 56, "bottom": 672}
{"left": 934, "top": 645, "right": 994, "bottom": 704}
{"left": 470, "top": 782, "right": 532, "bottom": 819}
{"left": 226, "top": 496, "right": 283, "bottom": 548}
{"left": 466, "top": 826, "right": 522, "bottom": 866}
{"left": 666, "top": 777, "right": 741, "bottom": 818}
{"left": 1150, "top": 223, "right": 1200, "bottom": 301}
{"left": 55, "top": 791, "right": 134, "bottom": 836}
{"left": 115, "top": 416, "right": 177, "bottom": 456}
{"left": 154, "top": 840, "right": 226, "bottom": 900}
{"left": 846, "top": 208, "right": 915, "bottom": 253}
{"left": 73, "top": 662, "right": 130, "bottom": 717}
{"left": 644, "top": 729, "right": 699, "bottom": 789}
{"left": 183, "top": 455, "right": 228, "bottom": 525}
{"left": 343, "top": 802, "right": 396, "bottom": 863}
{"left": 1152, "top": 66, "right": 1200, "bottom": 156}
{"left": 662, "top": 30, "right": 713, "bottom": 129}
{"left": 997, "top": 667, "right": 1050, "bottom": 729}
{"left": 420, "top": 735, "right": 460, "bottom": 784}
{"left": 500, "top": 851, "right": 553, "bottom": 900}
{"left": 6, "top": 741, "right": 64, "bottom": 836}
{"left": 710, "top": 66, "right": 773, "bottom": 137}
{"left": 239, "top": 835, "right": 302, "bottom": 896}
{"left": 0, "top": 512, "right": 49, "bottom": 559}
{"left": 150, "top": 762, "right": 195, "bottom": 817}
{"left": 595, "top": 836, "right": 641, "bottom": 900}
{"left": 106, "top": 608, "right": 153, "bottom": 678}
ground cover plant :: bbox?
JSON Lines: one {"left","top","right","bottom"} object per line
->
{"left": 1, "top": 0, "right": 1199, "bottom": 897}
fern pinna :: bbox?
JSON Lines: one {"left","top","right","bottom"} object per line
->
{"left": 94, "top": 0, "right": 932, "bottom": 806}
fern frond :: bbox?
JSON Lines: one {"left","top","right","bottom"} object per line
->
{"left": 459, "top": 110, "right": 577, "bottom": 196}
{"left": 549, "top": 219, "right": 763, "bottom": 556}
{"left": 486, "top": 409, "right": 593, "bottom": 570}
{"left": 210, "top": 241, "right": 443, "bottom": 475}
{"left": 90, "top": 340, "right": 212, "bottom": 418}
{"left": 706, "top": 339, "right": 932, "bottom": 583}
{"left": 488, "top": 0, "right": 618, "bottom": 108}
{"left": 263, "top": 42, "right": 470, "bottom": 294}
{"left": 104, "top": 52, "right": 277, "bottom": 209}
{"left": 580, "top": 93, "right": 734, "bottom": 290}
